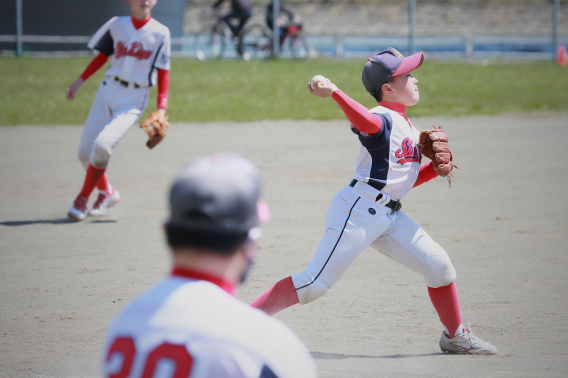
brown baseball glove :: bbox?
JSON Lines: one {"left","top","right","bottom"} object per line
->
{"left": 417, "top": 126, "right": 457, "bottom": 186}
{"left": 140, "top": 110, "right": 169, "bottom": 149}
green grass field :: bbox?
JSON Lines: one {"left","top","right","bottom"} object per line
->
{"left": 0, "top": 57, "right": 566, "bottom": 125}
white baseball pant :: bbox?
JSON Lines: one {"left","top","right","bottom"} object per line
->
{"left": 77, "top": 78, "right": 149, "bottom": 169}
{"left": 292, "top": 180, "right": 456, "bottom": 305}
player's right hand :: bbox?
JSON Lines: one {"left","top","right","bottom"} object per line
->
{"left": 66, "top": 78, "right": 84, "bottom": 100}
{"left": 307, "top": 78, "right": 338, "bottom": 98}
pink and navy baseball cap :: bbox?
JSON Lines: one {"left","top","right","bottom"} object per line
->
{"left": 362, "top": 47, "right": 425, "bottom": 97}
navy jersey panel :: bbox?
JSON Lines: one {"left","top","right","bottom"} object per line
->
{"left": 94, "top": 30, "right": 114, "bottom": 56}
{"left": 352, "top": 113, "right": 393, "bottom": 191}
{"left": 147, "top": 41, "right": 164, "bottom": 86}
{"left": 259, "top": 365, "right": 279, "bottom": 378}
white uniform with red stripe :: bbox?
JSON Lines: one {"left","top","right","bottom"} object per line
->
{"left": 291, "top": 103, "right": 456, "bottom": 304}
{"left": 103, "top": 267, "right": 317, "bottom": 378}
{"left": 78, "top": 16, "right": 170, "bottom": 169}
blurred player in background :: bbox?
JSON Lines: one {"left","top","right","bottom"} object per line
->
{"left": 213, "top": 0, "right": 253, "bottom": 37}
{"left": 266, "top": 0, "right": 302, "bottom": 47}
{"left": 65, "top": 0, "right": 170, "bottom": 221}
{"left": 102, "top": 153, "right": 317, "bottom": 378}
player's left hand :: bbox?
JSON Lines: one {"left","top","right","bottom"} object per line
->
{"left": 66, "top": 78, "right": 84, "bottom": 100}
{"left": 140, "top": 110, "right": 169, "bottom": 149}
{"left": 418, "top": 126, "right": 458, "bottom": 185}
{"left": 307, "top": 78, "right": 338, "bottom": 98}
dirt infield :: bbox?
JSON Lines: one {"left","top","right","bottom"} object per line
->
{"left": 1, "top": 114, "right": 567, "bottom": 377}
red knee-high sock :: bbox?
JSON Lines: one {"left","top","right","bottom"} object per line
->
{"left": 95, "top": 173, "right": 112, "bottom": 194}
{"left": 250, "top": 276, "right": 299, "bottom": 316}
{"left": 428, "top": 282, "right": 463, "bottom": 338}
{"left": 78, "top": 164, "right": 106, "bottom": 199}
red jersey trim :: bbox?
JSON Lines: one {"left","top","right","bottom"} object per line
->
{"left": 379, "top": 101, "right": 413, "bottom": 128}
{"left": 171, "top": 266, "right": 236, "bottom": 296}
{"left": 379, "top": 101, "right": 407, "bottom": 114}
{"left": 131, "top": 15, "right": 151, "bottom": 30}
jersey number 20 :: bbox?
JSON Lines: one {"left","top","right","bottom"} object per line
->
{"left": 107, "top": 336, "right": 193, "bottom": 378}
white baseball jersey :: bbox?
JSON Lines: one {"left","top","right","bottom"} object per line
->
{"left": 352, "top": 105, "right": 422, "bottom": 200}
{"left": 291, "top": 102, "right": 455, "bottom": 305}
{"left": 103, "top": 267, "right": 317, "bottom": 378}
{"left": 88, "top": 16, "right": 171, "bottom": 87}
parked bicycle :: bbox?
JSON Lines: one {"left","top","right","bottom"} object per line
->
{"left": 194, "top": 10, "right": 313, "bottom": 61}
{"left": 249, "top": 17, "right": 311, "bottom": 60}
{"left": 277, "top": 18, "right": 311, "bottom": 59}
{"left": 239, "top": 24, "right": 272, "bottom": 59}
{"left": 195, "top": 9, "right": 244, "bottom": 61}
{"left": 265, "top": 1, "right": 311, "bottom": 59}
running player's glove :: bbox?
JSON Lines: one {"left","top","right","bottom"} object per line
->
{"left": 140, "top": 111, "right": 169, "bottom": 149}
{"left": 418, "top": 126, "right": 457, "bottom": 184}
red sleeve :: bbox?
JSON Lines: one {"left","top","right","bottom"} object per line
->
{"left": 157, "top": 69, "right": 169, "bottom": 110}
{"left": 413, "top": 161, "right": 438, "bottom": 187}
{"left": 331, "top": 90, "right": 382, "bottom": 135}
{"left": 79, "top": 52, "right": 109, "bottom": 81}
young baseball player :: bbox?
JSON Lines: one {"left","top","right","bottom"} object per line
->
{"left": 250, "top": 48, "right": 498, "bottom": 355}
{"left": 102, "top": 153, "right": 317, "bottom": 378}
{"left": 65, "top": 0, "right": 170, "bottom": 221}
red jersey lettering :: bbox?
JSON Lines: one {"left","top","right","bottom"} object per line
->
{"left": 115, "top": 41, "right": 152, "bottom": 60}
{"left": 395, "top": 138, "right": 420, "bottom": 165}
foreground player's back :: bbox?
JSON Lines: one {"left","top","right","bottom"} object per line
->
{"left": 103, "top": 273, "right": 317, "bottom": 378}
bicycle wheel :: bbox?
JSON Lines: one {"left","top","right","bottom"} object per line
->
{"left": 194, "top": 25, "right": 226, "bottom": 61}
{"left": 240, "top": 24, "right": 272, "bottom": 60}
{"left": 289, "top": 35, "right": 309, "bottom": 60}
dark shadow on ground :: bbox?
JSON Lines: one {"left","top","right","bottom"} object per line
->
{"left": 0, "top": 218, "right": 117, "bottom": 226}
{"left": 311, "top": 351, "right": 443, "bottom": 360}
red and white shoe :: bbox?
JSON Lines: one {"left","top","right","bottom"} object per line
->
{"left": 439, "top": 323, "right": 498, "bottom": 355}
{"left": 68, "top": 196, "right": 88, "bottom": 221}
{"left": 88, "top": 190, "right": 120, "bottom": 217}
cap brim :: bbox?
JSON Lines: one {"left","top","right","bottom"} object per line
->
{"left": 392, "top": 52, "right": 425, "bottom": 77}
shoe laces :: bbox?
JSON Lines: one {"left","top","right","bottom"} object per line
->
{"left": 74, "top": 196, "right": 87, "bottom": 212}
{"left": 93, "top": 192, "right": 107, "bottom": 209}
{"left": 461, "top": 323, "right": 483, "bottom": 344}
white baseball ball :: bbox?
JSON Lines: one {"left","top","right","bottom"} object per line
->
{"left": 310, "top": 75, "right": 327, "bottom": 90}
